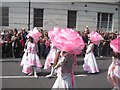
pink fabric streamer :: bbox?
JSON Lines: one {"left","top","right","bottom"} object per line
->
{"left": 74, "top": 54, "right": 78, "bottom": 68}
{"left": 70, "top": 70, "right": 75, "bottom": 88}
{"left": 49, "top": 27, "right": 85, "bottom": 55}
{"left": 110, "top": 37, "right": 120, "bottom": 53}
{"left": 88, "top": 31, "right": 103, "bottom": 45}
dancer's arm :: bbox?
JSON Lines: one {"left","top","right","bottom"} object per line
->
{"left": 107, "top": 57, "right": 116, "bottom": 75}
{"left": 53, "top": 50, "right": 61, "bottom": 67}
{"left": 86, "top": 44, "right": 94, "bottom": 54}
{"left": 54, "top": 51, "right": 67, "bottom": 69}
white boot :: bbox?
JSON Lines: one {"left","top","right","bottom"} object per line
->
{"left": 111, "top": 86, "right": 120, "bottom": 90}
{"left": 33, "top": 67, "right": 38, "bottom": 78}
{"left": 28, "top": 72, "right": 33, "bottom": 76}
{"left": 46, "top": 66, "right": 54, "bottom": 78}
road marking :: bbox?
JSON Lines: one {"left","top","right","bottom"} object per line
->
{"left": 75, "top": 74, "right": 87, "bottom": 77}
{"left": 0, "top": 76, "right": 36, "bottom": 79}
{"left": 0, "top": 74, "right": 87, "bottom": 79}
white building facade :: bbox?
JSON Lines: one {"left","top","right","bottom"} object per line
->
{"left": 1, "top": 2, "right": 119, "bottom": 32}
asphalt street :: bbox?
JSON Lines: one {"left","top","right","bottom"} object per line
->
{"left": 0, "top": 56, "right": 113, "bottom": 89}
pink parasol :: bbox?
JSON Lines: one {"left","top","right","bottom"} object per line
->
{"left": 50, "top": 27, "right": 85, "bottom": 55}
{"left": 110, "top": 37, "right": 120, "bottom": 53}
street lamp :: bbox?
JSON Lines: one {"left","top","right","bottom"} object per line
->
{"left": 28, "top": 0, "right": 31, "bottom": 30}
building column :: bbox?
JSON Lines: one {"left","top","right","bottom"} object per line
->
{"left": 0, "top": 1, "right": 2, "bottom": 27}
{"left": 118, "top": 1, "right": 120, "bottom": 33}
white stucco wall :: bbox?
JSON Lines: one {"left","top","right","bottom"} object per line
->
{"left": 1, "top": 2, "right": 119, "bottom": 32}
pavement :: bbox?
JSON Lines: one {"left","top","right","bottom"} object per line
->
{"left": 0, "top": 56, "right": 114, "bottom": 89}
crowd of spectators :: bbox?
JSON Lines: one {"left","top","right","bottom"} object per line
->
{"left": 0, "top": 28, "right": 50, "bottom": 59}
{"left": 0, "top": 27, "right": 119, "bottom": 59}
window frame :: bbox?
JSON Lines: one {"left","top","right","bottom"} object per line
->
{"left": 97, "top": 12, "right": 113, "bottom": 32}
{"left": 67, "top": 10, "right": 77, "bottom": 29}
{"left": 2, "top": 7, "right": 9, "bottom": 26}
{"left": 33, "top": 8, "right": 44, "bottom": 27}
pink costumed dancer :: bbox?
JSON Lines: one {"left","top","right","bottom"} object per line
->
{"left": 83, "top": 31, "right": 103, "bottom": 74}
{"left": 51, "top": 28, "right": 85, "bottom": 89}
{"left": 20, "top": 27, "right": 42, "bottom": 78}
{"left": 107, "top": 37, "right": 120, "bottom": 90}
{"left": 44, "top": 27, "right": 61, "bottom": 77}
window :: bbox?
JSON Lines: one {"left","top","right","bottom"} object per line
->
{"left": 2, "top": 7, "right": 9, "bottom": 26}
{"left": 67, "top": 10, "right": 77, "bottom": 29}
{"left": 97, "top": 12, "right": 113, "bottom": 31}
{"left": 34, "top": 8, "right": 44, "bottom": 27}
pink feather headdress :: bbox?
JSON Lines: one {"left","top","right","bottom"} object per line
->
{"left": 110, "top": 37, "right": 120, "bottom": 53}
{"left": 88, "top": 31, "right": 103, "bottom": 45}
{"left": 49, "top": 27, "right": 85, "bottom": 55}
{"left": 27, "top": 27, "right": 42, "bottom": 43}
